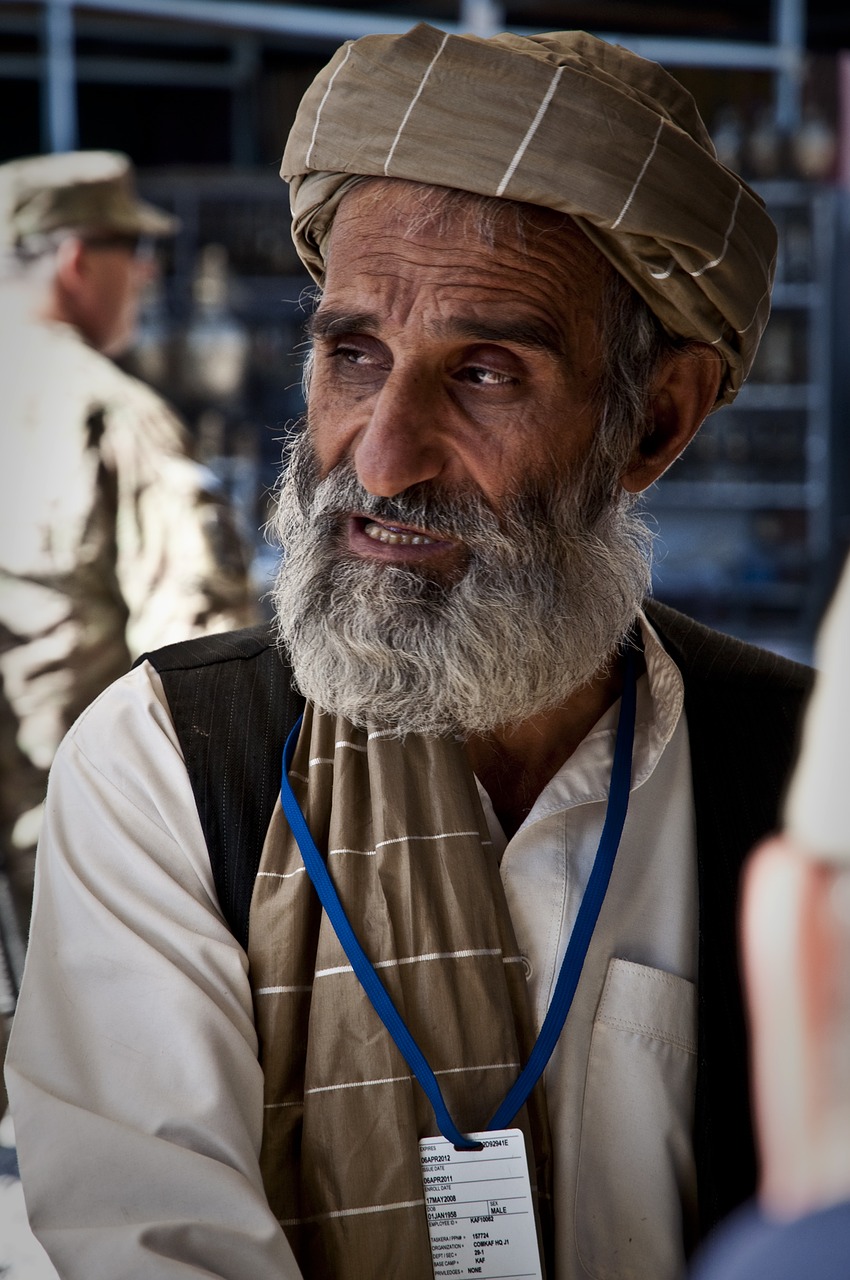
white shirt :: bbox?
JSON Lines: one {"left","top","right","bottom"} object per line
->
{"left": 6, "top": 614, "right": 697, "bottom": 1279}
{"left": 483, "top": 613, "right": 699, "bottom": 1279}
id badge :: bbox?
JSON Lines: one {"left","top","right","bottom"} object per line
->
{"left": 419, "top": 1129, "right": 543, "bottom": 1279}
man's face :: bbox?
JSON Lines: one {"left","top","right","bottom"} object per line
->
{"left": 273, "top": 182, "right": 653, "bottom": 736}
{"left": 306, "top": 181, "right": 612, "bottom": 576}
{"left": 80, "top": 236, "right": 154, "bottom": 356}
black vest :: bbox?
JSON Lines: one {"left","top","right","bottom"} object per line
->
{"left": 140, "top": 602, "right": 813, "bottom": 1245}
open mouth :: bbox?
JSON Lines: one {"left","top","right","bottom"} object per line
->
{"left": 362, "top": 519, "right": 439, "bottom": 546}
{"left": 348, "top": 514, "right": 460, "bottom": 557}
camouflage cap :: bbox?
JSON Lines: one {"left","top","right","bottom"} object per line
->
{"left": 0, "top": 149, "right": 177, "bottom": 251}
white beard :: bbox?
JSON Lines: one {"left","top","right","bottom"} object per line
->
{"left": 271, "top": 429, "right": 653, "bottom": 737}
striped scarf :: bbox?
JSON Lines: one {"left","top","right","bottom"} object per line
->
{"left": 247, "top": 703, "right": 553, "bottom": 1277}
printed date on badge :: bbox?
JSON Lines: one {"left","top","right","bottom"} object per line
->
{"left": 419, "top": 1129, "right": 543, "bottom": 1279}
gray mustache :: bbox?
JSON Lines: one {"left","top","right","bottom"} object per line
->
{"left": 295, "top": 455, "right": 503, "bottom": 543}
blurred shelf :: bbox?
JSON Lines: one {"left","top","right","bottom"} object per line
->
{"left": 649, "top": 480, "right": 825, "bottom": 508}
{"left": 646, "top": 180, "right": 839, "bottom": 651}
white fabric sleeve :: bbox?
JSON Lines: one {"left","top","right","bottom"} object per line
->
{"left": 4, "top": 662, "right": 303, "bottom": 1279}
{"left": 784, "top": 556, "right": 850, "bottom": 863}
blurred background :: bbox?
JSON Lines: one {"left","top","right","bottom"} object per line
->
{"left": 2, "top": 0, "right": 848, "bottom": 664}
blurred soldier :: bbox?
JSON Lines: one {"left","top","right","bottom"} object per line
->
{"left": 0, "top": 150, "right": 260, "bottom": 1015}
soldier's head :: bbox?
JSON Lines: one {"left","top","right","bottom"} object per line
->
{"left": 0, "top": 149, "right": 176, "bottom": 355}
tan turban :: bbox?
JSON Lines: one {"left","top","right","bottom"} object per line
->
{"left": 281, "top": 23, "right": 777, "bottom": 408}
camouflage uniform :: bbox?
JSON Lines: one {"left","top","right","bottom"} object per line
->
{"left": 0, "top": 146, "right": 260, "bottom": 1126}
{"left": 0, "top": 315, "right": 260, "bottom": 968}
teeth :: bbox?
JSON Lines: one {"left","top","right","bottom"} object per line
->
{"left": 364, "top": 521, "right": 436, "bottom": 546}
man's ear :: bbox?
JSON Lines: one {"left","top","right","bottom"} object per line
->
{"left": 54, "top": 235, "right": 86, "bottom": 286}
{"left": 620, "top": 344, "right": 723, "bottom": 494}
{"left": 50, "top": 236, "right": 94, "bottom": 332}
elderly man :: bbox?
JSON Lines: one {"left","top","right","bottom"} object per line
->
{"left": 0, "top": 150, "right": 259, "bottom": 995}
{"left": 6, "top": 27, "right": 812, "bottom": 1280}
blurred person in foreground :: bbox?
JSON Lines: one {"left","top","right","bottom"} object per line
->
{"left": 690, "top": 554, "right": 850, "bottom": 1280}
{"left": 0, "top": 150, "right": 260, "bottom": 1045}
{"left": 5, "top": 28, "right": 815, "bottom": 1280}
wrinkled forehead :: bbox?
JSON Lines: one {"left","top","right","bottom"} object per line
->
{"left": 323, "top": 177, "right": 617, "bottom": 319}
{"left": 330, "top": 176, "right": 605, "bottom": 262}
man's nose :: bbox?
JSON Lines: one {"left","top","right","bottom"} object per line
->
{"left": 352, "top": 367, "right": 447, "bottom": 498}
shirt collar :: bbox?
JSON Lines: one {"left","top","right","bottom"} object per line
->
{"left": 476, "top": 609, "right": 685, "bottom": 835}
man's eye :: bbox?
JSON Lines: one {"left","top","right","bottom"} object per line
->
{"left": 461, "top": 366, "right": 515, "bottom": 386}
{"left": 330, "top": 345, "right": 374, "bottom": 365}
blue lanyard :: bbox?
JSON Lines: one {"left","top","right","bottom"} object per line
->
{"left": 280, "top": 647, "right": 637, "bottom": 1151}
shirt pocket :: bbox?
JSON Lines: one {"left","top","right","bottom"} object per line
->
{"left": 574, "top": 957, "right": 698, "bottom": 1280}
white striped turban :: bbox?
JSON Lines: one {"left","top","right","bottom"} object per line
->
{"left": 281, "top": 23, "right": 778, "bottom": 409}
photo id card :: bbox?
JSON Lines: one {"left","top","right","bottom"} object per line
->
{"left": 419, "top": 1129, "right": 543, "bottom": 1280}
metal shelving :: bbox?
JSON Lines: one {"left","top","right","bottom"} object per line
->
{"left": 0, "top": 0, "right": 811, "bottom": 154}
{"left": 646, "top": 180, "right": 838, "bottom": 661}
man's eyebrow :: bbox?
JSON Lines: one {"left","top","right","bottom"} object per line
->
{"left": 306, "top": 310, "right": 378, "bottom": 340}
{"left": 437, "top": 317, "right": 565, "bottom": 358}
{"left": 307, "top": 309, "right": 565, "bottom": 358}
